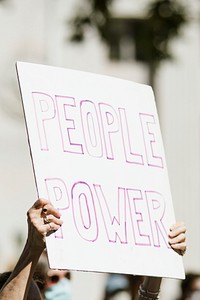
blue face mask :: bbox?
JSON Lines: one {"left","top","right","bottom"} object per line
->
{"left": 45, "top": 278, "right": 71, "bottom": 300}
{"left": 190, "top": 290, "right": 200, "bottom": 300}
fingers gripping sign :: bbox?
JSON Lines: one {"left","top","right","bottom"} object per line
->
{"left": 168, "top": 222, "right": 186, "bottom": 256}
{"left": 27, "top": 198, "right": 63, "bottom": 247}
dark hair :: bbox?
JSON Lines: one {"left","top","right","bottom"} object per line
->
{"left": 0, "top": 272, "right": 12, "bottom": 290}
{"left": 179, "top": 272, "right": 200, "bottom": 300}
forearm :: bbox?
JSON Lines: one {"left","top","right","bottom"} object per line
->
{"left": 0, "top": 239, "right": 44, "bottom": 300}
{"left": 137, "top": 277, "right": 162, "bottom": 300}
{"left": 0, "top": 198, "right": 62, "bottom": 300}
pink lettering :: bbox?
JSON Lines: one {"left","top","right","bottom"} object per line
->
{"left": 127, "top": 188, "right": 151, "bottom": 246}
{"left": 145, "top": 191, "right": 169, "bottom": 247}
{"left": 80, "top": 100, "right": 103, "bottom": 157}
{"left": 55, "top": 95, "right": 83, "bottom": 154}
{"left": 99, "top": 103, "right": 119, "bottom": 160}
{"left": 32, "top": 92, "right": 55, "bottom": 151}
{"left": 44, "top": 178, "right": 169, "bottom": 249}
{"left": 45, "top": 178, "right": 70, "bottom": 239}
{"left": 119, "top": 108, "right": 144, "bottom": 165}
{"left": 71, "top": 181, "right": 98, "bottom": 242}
{"left": 32, "top": 92, "right": 164, "bottom": 169}
{"left": 140, "top": 113, "right": 163, "bottom": 168}
{"left": 94, "top": 185, "right": 127, "bottom": 244}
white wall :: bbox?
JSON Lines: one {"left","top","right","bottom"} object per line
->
{"left": 159, "top": 22, "right": 200, "bottom": 267}
{"left": 156, "top": 16, "right": 200, "bottom": 299}
{"left": 0, "top": 0, "right": 46, "bottom": 267}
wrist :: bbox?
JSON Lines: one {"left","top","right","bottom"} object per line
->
{"left": 25, "top": 238, "right": 45, "bottom": 256}
{"left": 142, "top": 277, "right": 162, "bottom": 293}
{"left": 27, "top": 226, "right": 46, "bottom": 254}
{"left": 138, "top": 284, "right": 160, "bottom": 300}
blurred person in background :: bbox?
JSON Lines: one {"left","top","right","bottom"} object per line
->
{"left": 103, "top": 273, "right": 144, "bottom": 300}
{"left": 34, "top": 250, "right": 71, "bottom": 300}
{"left": 0, "top": 198, "right": 186, "bottom": 300}
{"left": 177, "top": 272, "right": 200, "bottom": 300}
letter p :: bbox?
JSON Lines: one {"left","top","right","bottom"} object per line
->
{"left": 32, "top": 92, "right": 55, "bottom": 150}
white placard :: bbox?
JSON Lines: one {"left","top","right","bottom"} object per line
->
{"left": 16, "top": 61, "right": 184, "bottom": 279}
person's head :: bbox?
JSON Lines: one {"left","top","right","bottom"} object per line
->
{"left": 45, "top": 276, "right": 71, "bottom": 300}
{"left": 0, "top": 271, "right": 42, "bottom": 300}
{"left": 34, "top": 251, "right": 71, "bottom": 300}
{"left": 180, "top": 272, "right": 200, "bottom": 300}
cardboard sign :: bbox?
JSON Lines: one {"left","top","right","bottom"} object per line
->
{"left": 16, "top": 61, "right": 184, "bottom": 279}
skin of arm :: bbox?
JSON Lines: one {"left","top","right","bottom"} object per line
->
{"left": 137, "top": 221, "right": 187, "bottom": 300}
{"left": 0, "top": 198, "right": 63, "bottom": 300}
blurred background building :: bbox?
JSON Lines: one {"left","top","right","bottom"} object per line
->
{"left": 0, "top": 0, "right": 200, "bottom": 299}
